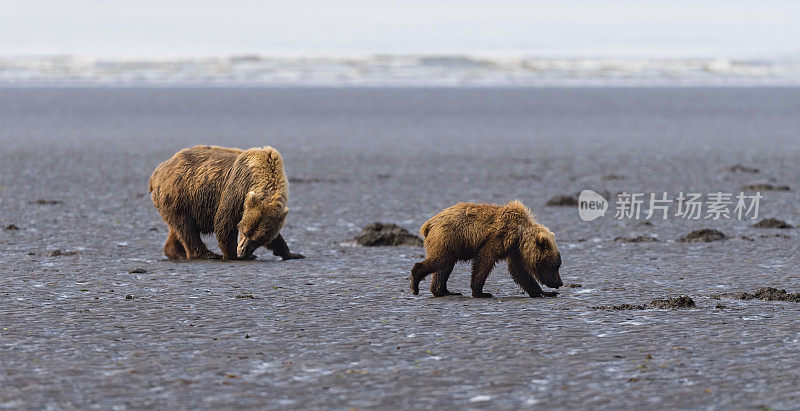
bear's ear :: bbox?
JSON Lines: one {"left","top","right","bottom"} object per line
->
{"left": 280, "top": 207, "right": 289, "bottom": 219}
{"left": 245, "top": 191, "right": 260, "bottom": 208}
{"left": 535, "top": 231, "right": 549, "bottom": 248}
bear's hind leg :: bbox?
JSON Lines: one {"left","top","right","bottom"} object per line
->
{"left": 430, "top": 261, "right": 460, "bottom": 297}
{"left": 410, "top": 258, "right": 451, "bottom": 295}
{"left": 163, "top": 228, "right": 186, "bottom": 259}
{"left": 170, "top": 215, "right": 221, "bottom": 260}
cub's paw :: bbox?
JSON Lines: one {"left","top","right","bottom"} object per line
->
{"left": 410, "top": 278, "right": 420, "bottom": 295}
{"left": 542, "top": 291, "right": 559, "bottom": 297}
{"left": 281, "top": 253, "right": 305, "bottom": 260}
{"left": 472, "top": 292, "right": 493, "bottom": 298}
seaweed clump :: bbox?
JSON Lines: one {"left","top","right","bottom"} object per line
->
{"left": 679, "top": 229, "right": 726, "bottom": 243}
{"left": 353, "top": 223, "right": 423, "bottom": 247}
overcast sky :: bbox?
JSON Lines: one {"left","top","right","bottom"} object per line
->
{"left": 1, "top": 0, "right": 798, "bottom": 58}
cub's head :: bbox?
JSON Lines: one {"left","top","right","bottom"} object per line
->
{"left": 237, "top": 191, "right": 288, "bottom": 259}
{"left": 520, "top": 225, "right": 563, "bottom": 289}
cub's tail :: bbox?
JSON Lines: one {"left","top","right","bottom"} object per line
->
{"left": 419, "top": 220, "right": 432, "bottom": 238}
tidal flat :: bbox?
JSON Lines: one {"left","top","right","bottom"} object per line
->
{"left": 1, "top": 87, "right": 798, "bottom": 409}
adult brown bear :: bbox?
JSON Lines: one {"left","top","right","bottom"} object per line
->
{"left": 149, "top": 145, "right": 304, "bottom": 261}
{"left": 411, "top": 200, "right": 562, "bottom": 298}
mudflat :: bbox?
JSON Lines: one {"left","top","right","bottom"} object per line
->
{"left": 1, "top": 87, "right": 798, "bottom": 409}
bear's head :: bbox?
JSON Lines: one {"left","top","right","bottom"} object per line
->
{"left": 237, "top": 191, "right": 288, "bottom": 259}
{"left": 520, "top": 225, "right": 563, "bottom": 289}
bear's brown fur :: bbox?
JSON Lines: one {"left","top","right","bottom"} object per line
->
{"left": 149, "top": 145, "right": 304, "bottom": 261}
{"left": 411, "top": 200, "right": 562, "bottom": 298}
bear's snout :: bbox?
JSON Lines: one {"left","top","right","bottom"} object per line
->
{"left": 549, "top": 253, "right": 563, "bottom": 288}
{"left": 535, "top": 264, "right": 563, "bottom": 289}
{"left": 545, "top": 270, "right": 563, "bottom": 289}
{"left": 542, "top": 265, "right": 563, "bottom": 289}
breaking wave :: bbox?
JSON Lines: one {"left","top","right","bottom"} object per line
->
{"left": 1, "top": 55, "right": 799, "bottom": 86}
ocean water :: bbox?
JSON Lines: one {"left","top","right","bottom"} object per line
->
{"left": 1, "top": 0, "right": 799, "bottom": 86}
{"left": 2, "top": 55, "right": 800, "bottom": 86}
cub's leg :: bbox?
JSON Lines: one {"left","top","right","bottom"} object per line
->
{"left": 410, "top": 257, "right": 452, "bottom": 295}
{"left": 507, "top": 252, "right": 544, "bottom": 297}
{"left": 470, "top": 247, "right": 498, "bottom": 298}
{"left": 163, "top": 228, "right": 186, "bottom": 259}
{"left": 267, "top": 234, "right": 305, "bottom": 260}
{"left": 430, "top": 261, "right": 460, "bottom": 297}
{"left": 170, "top": 214, "right": 221, "bottom": 260}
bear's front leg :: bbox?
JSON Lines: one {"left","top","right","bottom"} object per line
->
{"left": 216, "top": 227, "right": 240, "bottom": 260}
{"left": 507, "top": 252, "right": 544, "bottom": 297}
{"left": 267, "top": 234, "right": 305, "bottom": 260}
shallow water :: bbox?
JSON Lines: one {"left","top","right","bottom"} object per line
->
{"left": 0, "top": 87, "right": 798, "bottom": 409}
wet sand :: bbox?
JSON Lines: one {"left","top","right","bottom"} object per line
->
{"left": 1, "top": 87, "right": 799, "bottom": 409}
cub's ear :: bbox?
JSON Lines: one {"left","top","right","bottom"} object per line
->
{"left": 280, "top": 207, "right": 289, "bottom": 219}
{"left": 245, "top": 191, "right": 260, "bottom": 208}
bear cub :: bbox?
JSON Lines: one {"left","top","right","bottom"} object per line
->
{"left": 411, "top": 200, "right": 562, "bottom": 298}
{"left": 149, "top": 145, "right": 304, "bottom": 261}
